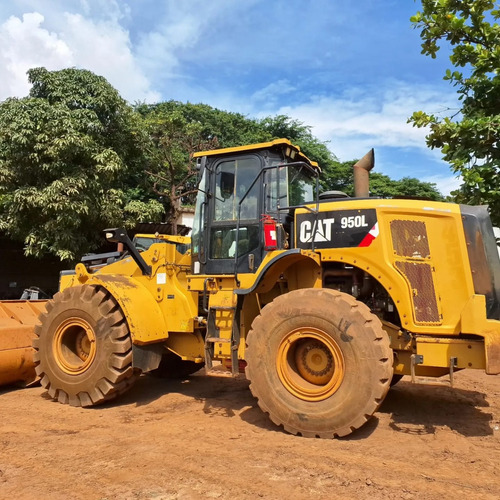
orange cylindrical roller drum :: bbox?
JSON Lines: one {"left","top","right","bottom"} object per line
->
{"left": 0, "top": 300, "right": 47, "bottom": 387}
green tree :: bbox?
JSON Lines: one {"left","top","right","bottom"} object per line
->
{"left": 312, "top": 157, "right": 443, "bottom": 200}
{"left": 259, "top": 115, "right": 332, "bottom": 164}
{"left": 136, "top": 101, "right": 271, "bottom": 147}
{"left": 319, "top": 160, "right": 355, "bottom": 195}
{"left": 410, "top": 1, "right": 500, "bottom": 222}
{"left": 0, "top": 68, "right": 163, "bottom": 261}
{"left": 137, "top": 105, "right": 219, "bottom": 234}
{"left": 371, "top": 174, "right": 443, "bottom": 200}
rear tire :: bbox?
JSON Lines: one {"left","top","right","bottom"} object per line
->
{"left": 33, "top": 285, "right": 137, "bottom": 406}
{"left": 245, "top": 288, "right": 393, "bottom": 438}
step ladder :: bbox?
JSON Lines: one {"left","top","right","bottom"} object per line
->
{"left": 204, "top": 304, "right": 241, "bottom": 376}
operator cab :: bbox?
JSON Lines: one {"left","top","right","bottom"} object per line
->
{"left": 191, "top": 139, "right": 320, "bottom": 276}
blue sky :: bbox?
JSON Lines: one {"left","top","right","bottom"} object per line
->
{"left": 0, "top": 0, "right": 462, "bottom": 194}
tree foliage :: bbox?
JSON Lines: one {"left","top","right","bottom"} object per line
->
{"left": 318, "top": 159, "right": 443, "bottom": 200}
{"left": 0, "top": 71, "right": 444, "bottom": 260}
{"left": 136, "top": 103, "right": 219, "bottom": 234}
{"left": 0, "top": 68, "right": 162, "bottom": 261}
{"left": 147, "top": 101, "right": 271, "bottom": 147}
{"left": 410, "top": 0, "right": 500, "bottom": 222}
{"left": 135, "top": 101, "right": 277, "bottom": 233}
{"left": 259, "top": 115, "right": 340, "bottom": 187}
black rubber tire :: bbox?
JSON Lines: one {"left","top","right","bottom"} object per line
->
{"left": 150, "top": 350, "right": 204, "bottom": 379}
{"left": 33, "top": 285, "right": 137, "bottom": 407}
{"left": 245, "top": 288, "right": 393, "bottom": 438}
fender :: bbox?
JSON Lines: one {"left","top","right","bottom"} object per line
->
{"left": 236, "top": 249, "right": 321, "bottom": 295}
{"left": 84, "top": 274, "right": 168, "bottom": 346}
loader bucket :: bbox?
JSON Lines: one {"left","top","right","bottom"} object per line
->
{"left": 0, "top": 300, "right": 47, "bottom": 387}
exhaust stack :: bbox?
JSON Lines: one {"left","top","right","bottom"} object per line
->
{"left": 353, "top": 149, "right": 375, "bottom": 198}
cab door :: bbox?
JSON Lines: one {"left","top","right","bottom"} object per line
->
{"left": 205, "top": 155, "right": 263, "bottom": 275}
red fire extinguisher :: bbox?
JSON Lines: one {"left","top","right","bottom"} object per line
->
{"left": 262, "top": 215, "right": 278, "bottom": 251}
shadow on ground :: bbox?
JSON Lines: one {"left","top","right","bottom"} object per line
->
{"left": 379, "top": 380, "right": 493, "bottom": 437}
{"left": 93, "top": 369, "right": 284, "bottom": 434}
{"left": 31, "top": 368, "right": 493, "bottom": 439}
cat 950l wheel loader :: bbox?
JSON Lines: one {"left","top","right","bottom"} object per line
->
{"left": 8, "top": 138, "right": 500, "bottom": 437}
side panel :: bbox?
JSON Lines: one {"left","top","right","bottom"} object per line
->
{"left": 234, "top": 249, "right": 321, "bottom": 295}
{"left": 295, "top": 200, "right": 475, "bottom": 335}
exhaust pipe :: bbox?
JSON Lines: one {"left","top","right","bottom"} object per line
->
{"left": 353, "top": 149, "right": 375, "bottom": 198}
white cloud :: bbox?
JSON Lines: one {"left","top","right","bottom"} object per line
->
{"left": 61, "top": 13, "right": 159, "bottom": 102}
{"left": 0, "top": 12, "right": 72, "bottom": 99}
{"left": 422, "top": 173, "right": 462, "bottom": 196}
{"left": 252, "top": 80, "right": 296, "bottom": 107}
{"left": 267, "top": 82, "right": 459, "bottom": 161}
{"left": 0, "top": 9, "right": 159, "bottom": 103}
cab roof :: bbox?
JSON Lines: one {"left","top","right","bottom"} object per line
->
{"left": 193, "top": 138, "right": 319, "bottom": 170}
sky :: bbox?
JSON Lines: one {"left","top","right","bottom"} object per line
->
{"left": 0, "top": 0, "right": 463, "bottom": 195}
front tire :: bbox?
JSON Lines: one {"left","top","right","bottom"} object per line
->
{"left": 245, "top": 288, "right": 393, "bottom": 438}
{"left": 33, "top": 285, "right": 137, "bottom": 406}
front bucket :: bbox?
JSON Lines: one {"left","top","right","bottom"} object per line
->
{"left": 0, "top": 300, "right": 47, "bottom": 387}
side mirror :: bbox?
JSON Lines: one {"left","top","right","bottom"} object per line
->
{"left": 104, "top": 228, "right": 128, "bottom": 244}
{"left": 103, "top": 228, "right": 152, "bottom": 276}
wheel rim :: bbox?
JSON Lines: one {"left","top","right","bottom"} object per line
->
{"left": 53, "top": 317, "right": 97, "bottom": 375}
{"left": 276, "top": 327, "right": 345, "bottom": 402}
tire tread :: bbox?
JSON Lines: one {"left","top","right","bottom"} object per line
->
{"left": 245, "top": 288, "right": 393, "bottom": 438}
{"left": 32, "top": 284, "right": 136, "bottom": 407}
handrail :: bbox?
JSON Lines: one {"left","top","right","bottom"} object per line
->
{"left": 234, "top": 161, "right": 320, "bottom": 284}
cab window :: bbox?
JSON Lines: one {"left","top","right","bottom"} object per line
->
{"left": 214, "top": 157, "right": 260, "bottom": 221}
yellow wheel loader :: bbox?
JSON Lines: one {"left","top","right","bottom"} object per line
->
{"left": 4, "top": 138, "right": 500, "bottom": 438}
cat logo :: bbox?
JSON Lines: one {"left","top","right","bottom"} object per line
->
{"left": 296, "top": 209, "right": 378, "bottom": 249}
{"left": 299, "top": 218, "right": 336, "bottom": 243}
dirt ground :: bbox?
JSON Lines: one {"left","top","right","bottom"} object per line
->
{"left": 0, "top": 368, "right": 499, "bottom": 500}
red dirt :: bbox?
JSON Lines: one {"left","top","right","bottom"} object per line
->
{"left": 0, "top": 369, "right": 499, "bottom": 499}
